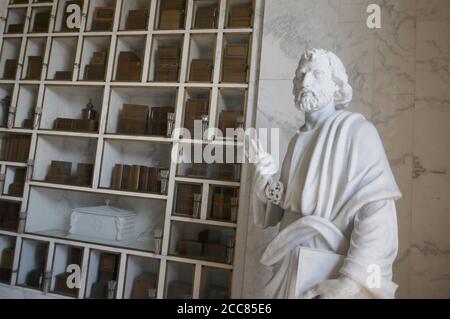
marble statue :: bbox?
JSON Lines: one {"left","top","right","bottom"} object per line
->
{"left": 251, "top": 49, "right": 402, "bottom": 299}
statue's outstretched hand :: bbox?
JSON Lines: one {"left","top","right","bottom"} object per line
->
{"left": 247, "top": 136, "right": 279, "bottom": 203}
{"left": 301, "top": 276, "right": 367, "bottom": 299}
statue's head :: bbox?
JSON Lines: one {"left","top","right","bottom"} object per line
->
{"left": 293, "top": 49, "right": 353, "bottom": 113}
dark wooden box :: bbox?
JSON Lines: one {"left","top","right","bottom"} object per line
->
{"left": 176, "top": 240, "right": 203, "bottom": 257}
{"left": 84, "top": 64, "right": 106, "bottom": 81}
{"left": 203, "top": 243, "right": 227, "bottom": 261}
{"left": 148, "top": 106, "right": 174, "bottom": 136}
{"left": 32, "top": 11, "right": 50, "bottom": 33}
{"left": 1, "top": 135, "right": 31, "bottom": 163}
{"left": 228, "top": 3, "right": 253, "bottom": 28}
{"left": 131, "top": 272, "right": 157, "bottom": 299}
{"left": 159, "top": 10, "right": 184, "bottom": 30}
{"left": 72, "top": 119, "right": 98, "bottom": 132}
{"left": 98, "top": 253, "right": 119, "bottom": 281}
{"left": 0, "top": 248, "right": 14, "bottom": 272}
{"left": 7, "top": 168, "right": 26, "bottom": 197}
{"left": 158, "top": 45, "right": 180, "bottom": 59}
{"left": 194, "top": 4, "right": 218, "bottom": 29}
{"left": 45, "top": 160, "right": 72, "bottom": 184}
{"left": 167, "top": 281, "right": 192, "bottom": 299}
{"left": 54, "top": 118, "right": 74, "bottom": 131}
{"left": 161, "top": 0, "right": 186, "bottom": 10}
{"left": 184, "top": 98, "right": 209, "bottom": 135}
{"left": 116, "top": 51, "right": 142, "bottom": 81}
{"left": 54, "top": 272, "right": 79, "bottom": 297}
{"left": 125, "top": 9, "right": 149, "bottom": 30}
{"left": 118, "top": 104, "right": 149, "bottom": 135}
{"left": 54, "top": 71, "right": 73, "bottom": 80}
{"left": 175, "top": 183, "right": 201, "bottom": 216}
{"left": 222, "top": 58, "right": 248, "bottom": 83}
{"left": 155, "top": 67, "right": 179, "bottom": 82}
{"left": 90, "top": 280, "right": 109, "bottom": 299}
{"left": 73, "top": 163, "right": 94, "bottom": 186}
{"left": 198, "top": 229, "right": 221, "bottom": 243}
{"left": 3, "top": 59, "right": 18, "bottom": 79}
{"left": 189, "top": 59, "right": 213, "bottom": 82}
{"left": 220, "top": 110, "right": 242, "bottom": 132}
{"left": 26, "top": 56, "right": 43, "bottom": 80}
{"left": 25, "top": 269, "right": 44, "bottom": 289}
{"left": 7, "top": 24, "right": 24, "bottom": 34}
{"left": 92, "top": 51, "right": 108, "bottom": 65}
{"left": 224, "top": 43, "right": 249, "bottom": 58}
{"left": 92, "top": 6, "right": 114, "bottom": 31}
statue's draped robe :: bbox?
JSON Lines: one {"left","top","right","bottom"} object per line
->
{"left": 252, "top": 111, "right": 401, "bottom": 299}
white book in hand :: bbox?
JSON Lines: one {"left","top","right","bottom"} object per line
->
{"left": 295, "top": 247, "right": 345, "bottom": 297}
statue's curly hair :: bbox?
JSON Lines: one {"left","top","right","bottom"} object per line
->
{"left": 298, "top": 49, "right": 353, "bottom": 108}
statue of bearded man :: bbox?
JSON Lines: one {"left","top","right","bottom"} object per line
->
{"left": 251, "top": 49, "right": 402, "bottom": 299}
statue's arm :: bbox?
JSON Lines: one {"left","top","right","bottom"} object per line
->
{"left": 251, "top": 148, "right": 285, "bottom": 228}
{"left": 303, "top": 199, "right": 399, "bottom": 299}
{"left": 339, "top": 199, "right": 399, "bottom": 297}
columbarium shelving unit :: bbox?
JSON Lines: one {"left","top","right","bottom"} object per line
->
{"left": 0, "top": 0, "right": 262, "bottom": 299}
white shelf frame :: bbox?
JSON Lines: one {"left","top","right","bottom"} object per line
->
{"left": 0, "top": 0, "right": 263, "bottom": 299}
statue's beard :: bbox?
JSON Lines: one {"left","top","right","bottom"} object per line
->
{"left": 295, "top": 88, "right": 334, "bottom": 113}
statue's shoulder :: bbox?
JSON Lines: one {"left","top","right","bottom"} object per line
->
{"left": 336, "top": 110, "right": 380, "bottom": 142}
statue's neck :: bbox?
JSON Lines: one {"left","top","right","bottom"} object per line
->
{"left": 302, "top": 102, "right": 336, "bottom": 132}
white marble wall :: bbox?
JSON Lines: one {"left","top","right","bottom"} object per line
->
{"left": 243, "top": 0, "right": 450, "bottom": 299}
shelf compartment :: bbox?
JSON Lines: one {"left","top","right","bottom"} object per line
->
{"left": 47, "top": 37, "right": 78, "bottom": 80}
{"left": 113, "top": 36, "right": 146, "bottom": 82}
{"left": 176, "top": 143, "right": 243, "bottom": 182}
{"left": 106, "top": 86, "right": 177, "bottom": 137}
{"left": 0, "top": 133, "right": 32, "bottom": 164}
{"left": 199, "top": 266, "right": 231, "bottom": 299}
{"left": 32, "top": 135, "right": 97, "bottom": 187}
{"left": 207, "top": 185, "right": 239, "bottom": 223}
{"left": 0, "top": 85, "right": 14, "bottom": 128}
{"left": 5, "top": 8, "right": 27, "bottom": 34}
{"left": 16, "top": 239, "right": 49, "bottom": 291}
{"left": 25, "top": 186, "right": 166, "bottom": 253}
{"left": 0, "top": 199, "right": 21, "bottom": 233}
{"left": 181, "top": 88, "right": 211, "bottom": 139}
{"left": 22, "top": 37, "right": 47, "bottom": 80}
{"left": 225, "top": 0, "right": 254, "bottom": 29}
{"left": 50, "top": 244, "right": 84, "bottom": 297}
{"left": 155, "top": 0, "right": 187, "bottom": 31}
{"left": 0, "top": 38, "right": 22, "bottom": 80}
{"left": 29, "top": 6, "right": 52, "bottom": 33}
{"left": 123, "top": 255, "right": 160, "bottom": 299}
{"left": 187, "top": 34, "right": 217, "bottom": 83}
{"left": 86, "top": 0, "right": 117, "bottom": 32}
{"left": 40, "top": 85, "right": 103, "bottom": 132}
{"left": 172, "top": 182, "right": 203, "bottom": 218}
{"left": 78, "top": 36, "right": 111, "bottom": 81}
{"left": 192, "top": 0, "right": 219, "bottom": 30}
{"left": 15, "top": 84, "right": 39, "bottom": 129}
{"left": 3, "top": 166, "right": 27, "bottom": 197}
{"left": 164, "top": 260, "right": 194, "bottom": 299}
{"left": 0, "top": 234, "right": 16, "bottom": 284}
{"left": 54, "top": 0, "right": 85, "bottom": 33}
{"left": 169, "top": 221, "right": 235, "bottom": 264}
{"left": 220, "top": 33, "right": 251, "bottom": 83}
{"left": 215, "top": 88, "right": 247, "bottom": 138}
{"left": 85, "top": 249, "right": 120, "bottom": 299}
{"left": 100, "top": 139, "right": 172, "bottom": 195}
{"left": 119, "top": 0, "right": 151, "bottom": 31}
{"left": 148, "top": 35, "right": 184, "bottom": 82}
